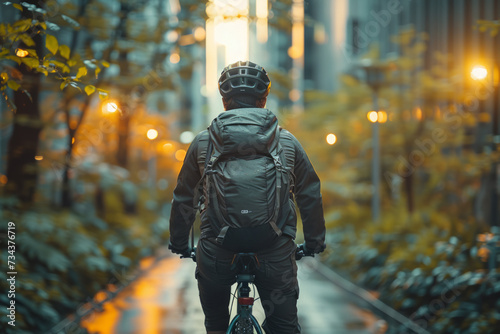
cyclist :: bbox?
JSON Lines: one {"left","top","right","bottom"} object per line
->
{"left": 169, "top": 61, "right": 326, "bottom": 334}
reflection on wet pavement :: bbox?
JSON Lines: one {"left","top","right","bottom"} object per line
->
{"left": 81, "top": 256, "right": 381, "bottom": 334}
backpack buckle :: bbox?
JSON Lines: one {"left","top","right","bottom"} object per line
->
{"left": 274, "top": 157, "right": 284, "bottom": 171}
{"left": 198, "top": 195, "right": 206, "bottom": 211}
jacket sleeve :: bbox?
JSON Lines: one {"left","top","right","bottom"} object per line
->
{"left": 291, "top": 135, "right": 326, "bottom": 253}
{"left": 169, "top": 134, "right": 203, "bottom": 250}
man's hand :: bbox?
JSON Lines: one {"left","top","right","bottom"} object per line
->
{"left": 296, "top": 243, "right": 325, "bottom": 260}
{"left": 300, "top": 243, "right": 326, "bottom": 255}
{"left": 168, "top": 243, "right": 191, "bottom": 257}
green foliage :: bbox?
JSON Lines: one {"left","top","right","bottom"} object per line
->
{"left": 284, "top": 26, "right": 500, "bottom": 333}
{"left": 286, "top": 26, "right": 499, "bottom": 222}
{"left": 0, "top": 182, "right": 169, "bottom": 332}
{"left": 0, "top": 2, "right": 109, "bottom": 103}
{"left": 323, "top": 212, "right": 499, "bottom": 333}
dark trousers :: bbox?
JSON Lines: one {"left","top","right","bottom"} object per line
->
{"left": 195, "top": 235, "right": 301, "bottom": 334}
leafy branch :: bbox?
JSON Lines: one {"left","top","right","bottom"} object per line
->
{"left": 0, "top": 1, "right": 109, "bottom": 108}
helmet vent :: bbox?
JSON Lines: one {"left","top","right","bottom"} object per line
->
{"left": 218, "top": 61, "right": 271, "bottom": 99}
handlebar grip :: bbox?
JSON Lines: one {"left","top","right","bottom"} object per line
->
{"left": 295, "top": 244, "right": 315, "bottom": 260}
{"left": 180, "top": 247, "right": 197, "bottom": 262}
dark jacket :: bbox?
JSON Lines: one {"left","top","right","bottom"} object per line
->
{"left": 169, "top": 109, "right": 326, "bottom": 253}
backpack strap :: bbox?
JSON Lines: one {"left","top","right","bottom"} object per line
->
{"left": 189, "top": 138, "right": 214, "bottom": 252}
{"left": 266, "top": 126, "right": 285, "bottom": 237}
{"left": 193, "top": 139, "right": 214, "bottom": 211}
{"left": 279, "top": 128, "right": 296, "bottom": 195}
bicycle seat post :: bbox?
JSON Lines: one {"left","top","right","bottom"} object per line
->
{"left": 236, "top": 273, "right": 254, "bottom": 298}
{"left": 232, "top": 253, "right": 258, "bottom": 305}
{"left": 227, "top": 253, "right": 264, "bottom": 334}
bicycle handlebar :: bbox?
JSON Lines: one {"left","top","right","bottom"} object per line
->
{"left": 178, "top": 247, "right": 196, "bottom": 262}
{"left": 295, "top": 243, "right": 316, "bottom": 260}
{"left": 178, "top": 244, "right": 316, "bottom": 262}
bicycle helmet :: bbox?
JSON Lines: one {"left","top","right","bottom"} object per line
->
{"left": 218, "top": 61, "right": 271, "bottom": 99}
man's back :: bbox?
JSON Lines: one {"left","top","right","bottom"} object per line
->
{"left": 170, "top": 111, "right": 326, "bottom": 253}
{"left": 168, "top": 61, "right": 326, "bottom": 334}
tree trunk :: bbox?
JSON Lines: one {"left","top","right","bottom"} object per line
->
{"left": 5, "top": 2, "right": 44, "bottom": 204}
{"left": 404, "top": 173, "right": 414, "bottom": 214}
{"left": 115, "top": 1, "right": 131, "bottom": 168}
{"left": 60, "top": 133, "right": 74, "bottom": 208}
{"left": 5, "top": 81, "right": 42, "bottom": 203}
{"left": 117, "top": 110, "right": 130, "bottom": 168}
{"left": 60, "top": 0, "right": 88, "bottom": 208}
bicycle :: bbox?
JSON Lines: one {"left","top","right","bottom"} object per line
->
{"left": 180, "top": 243, "right": 315, "bottom": 334}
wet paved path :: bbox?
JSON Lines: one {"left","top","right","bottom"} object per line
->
{"left": 81, "top": 256, "right": 382, "bottom": 334}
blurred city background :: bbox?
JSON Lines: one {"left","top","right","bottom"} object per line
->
{"left": 1, "top": 0, "right": 500, "bottom": 333}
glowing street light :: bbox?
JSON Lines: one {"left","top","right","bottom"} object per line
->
{"left": 367, "top": 111, "right": 379, "bottom": 123}
{"left": 147, "top": 129, "right": 159, "bottom": 193}
{"left": 107, "top": 102, "right": 118, "bottom": 112}
{"left": 147, "top": 129, "right": 158, "bottom": 140}
{"left": 377, "top": 111, "right": 387, "bottom": 123}
{"left": 102, "top": 100, "right": 119, "bottom": 114}
{"left": 471, "top": 65, "right": 488, "bottom": 81}
{"left": 326, "top": 133, "right": 337, "bottom": 145}
{"left": 367, "top": 111, "right": 388, "bottom": 123}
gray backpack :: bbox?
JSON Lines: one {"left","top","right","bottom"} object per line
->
{"left": 198, "top": 108, "right": 292, "bottom": 252}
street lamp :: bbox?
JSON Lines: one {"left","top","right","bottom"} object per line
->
{"left": 356, "top": 58, "right": 395, "bottom": 222}
{"left": 367, "top": 111, "right": 379, "bottom": 123}
{"left": 147, "top": 128, "right": 158, "bottom": 192}
{"left": 367, "top": 111, "right": 388, "bottom": 123}
{"left": 147, "top": 128, "right": 158, "bottom": 140}
{"left": 326, "top": 133, "right": 337, "bottom": 145}
{"left": 470, "top": 62, "right": 500, "bottom": 226}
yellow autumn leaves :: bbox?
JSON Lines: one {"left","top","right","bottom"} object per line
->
{"left": 1, "top": 2, "right": 109, "bottom": 100}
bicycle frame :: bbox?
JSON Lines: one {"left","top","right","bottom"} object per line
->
{"left": 179, "top": 244, "right": 316, "bottom": 333}
{"left": 226, "top": 254, "right": 263, "bottom": 334}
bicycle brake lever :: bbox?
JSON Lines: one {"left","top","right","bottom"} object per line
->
{"left": 180, "top": 248, "right": 196, "bottom": 262}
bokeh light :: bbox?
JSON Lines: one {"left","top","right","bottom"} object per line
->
{"left": 471, "top": 65, "right": 487, "bottom": 80}
{"left": 147, "top": 129, "right": 158, "bottom": 140}
{"left": 194, "top": 27, "right": 206, "bottom": 41}
{"left": 377, "top": 111, "right": 388, "bottom": 123}
{"left": 170, "top": 53, "right": 180, "bottom": 64}
{"left": 180, "top": 131, "right": 195, "bottom": 144}
{"left": 103, "top": 101, "right": 119, "bottom": 114}
{"left": 326, "top": 133, "right": 337, "bottom": 145}
{"left": 289, "top": 89, "right": 301, "bottom": 102}
{"left": 367, "top": 111, "right": 378, "bottom": 123}
{"left": 175, "top": 149, "right": 186, "bottom": 161}
{"left": 15, "top": 48, "right": 29, "bottom": 57}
